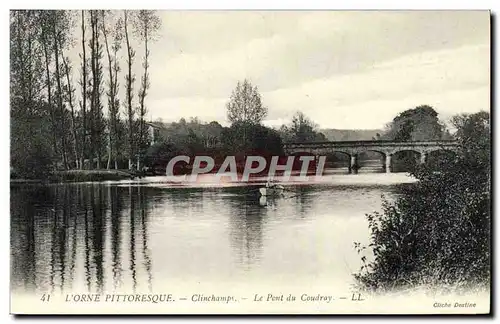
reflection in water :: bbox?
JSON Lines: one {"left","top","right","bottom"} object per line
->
{"left": 129, "top": 186, "right": 137, "bottom": 293}
{"left": 109, "top": 185, "right": 122, "bottom": 291}
{"left": 138, "top": 186, "right": 153, "bottom": 293}
{"left": 226, "top": 189, "right": 266, "bottom": 270}
{"left": 11, "top": 184, "right": 155, "bottom": 294}
{"left": 11, "top": 179, "right": 400, "bottom": 294}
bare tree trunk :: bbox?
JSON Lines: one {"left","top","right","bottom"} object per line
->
{"left": 52, "top": 13, "right": 68, "bottom": 169}
{"left": 102, "top": 13, "right": 114, "bottom": 170}
{"left": 89, "top": 11, "right": 97, "bottom": 169}
{"left": 80, "top": 10, "right": 87, "bottom": 169}
{"left": 94, "top": 11, "right": 102, "bottom": 170}
{"left": 137, "top": 30, "right": 149, "bottom": 172}
{"left": 41, "top": 36, "right": 57, "bottom": 162}
{"left": 15, "top": 12, "right": 27, "bottom": 104}
{"left": 112, "top": 45, "right": 120, "bottom": 170}
{"left": 62, "top": 53, "right": 80, "bottom": 169}
{"left": 124, "top": 11, "right": 134, "bottom": 170}
{"left": 113, "top": 63, "right": 119, "bottom": 170}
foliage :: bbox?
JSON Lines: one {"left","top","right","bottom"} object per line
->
{"left": 355, "top": 111, "right": 490, "bottom": 292}
{"left": 101, "top": 10, "right": 124, "bottom": 169}
{"left": 382, "top": 105, "right": 452, "bottom": 141}
{"left": 10, "top": 100, "right": 55, "bottom": 179}
{"left": 134, "top": 10, "right": 161, "bottom": 168}
{"left": 221, "top": 121, "right": 284, "bottom": 156}
{"left": 10, "top": 9, "right": 163, "bottom": 178}
{"left": 279, "top": 111, "right": 327, "bottom": 142}
{"left": 143, "top": 142, "right": 181, "bottom": 171}
{"left": 123, "top": 9, "right": 137, "bottom": 169}
{"left": 226, "top": 79, "right": 268, "bottom": 125}
{"left": 88, "top": 10, "right": 108, "bottom": 169}
{"left": 141, "top": 118, "right": 284, "bottom": 171}
{"left": 157, "top": 118, "right": 224, "bottom": 152}
{"left": 10, "top": 11, "right": 58, "bottom": 178}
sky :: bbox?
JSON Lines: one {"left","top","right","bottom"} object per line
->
{"left": 83, "top": 10, "right": 491, "bottom": 129}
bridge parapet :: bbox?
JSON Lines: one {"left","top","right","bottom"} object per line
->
{"left": 283, "top": 140, "right": 458, "bottom": 157}
{"left": 283, "top": 140, "right": 458, "bottom": 174}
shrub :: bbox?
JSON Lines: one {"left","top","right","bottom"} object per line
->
{"left": 354, "top": 112, "right": 490, "bottom": 292}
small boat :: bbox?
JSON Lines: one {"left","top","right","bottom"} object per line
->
{"left": 259, "top": 182, "right": 285, "bottom": 197}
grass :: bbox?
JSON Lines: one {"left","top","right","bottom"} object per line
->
{"left": 50, "top": 169, "right": 138, "bottom": 182}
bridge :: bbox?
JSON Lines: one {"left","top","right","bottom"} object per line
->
{"left": 283, "top": 140, "right": 458, "bottom": 173}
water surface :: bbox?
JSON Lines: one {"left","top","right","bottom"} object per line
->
{"left": 11, "top": 173, "right": 411, "bottom": 295}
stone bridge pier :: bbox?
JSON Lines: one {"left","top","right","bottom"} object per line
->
{"left": 348, "top": 152, "right": 392, "bottom": 174}
{"left": 283, "top": 140, "right": 457, "bottom": 174}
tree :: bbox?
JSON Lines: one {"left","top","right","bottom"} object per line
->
{"left": 355, "top": 111, "right": 490, "bottom": 292}
{"left": 11, "top": 10, "right": 45, "bottom": 113}
{"left": 101, "top": 11, "right": 123, "bottom": 169}
{"left": 123, "top": 10, "right": 136, "bottom": 170}
{"left": 226, "top": 79, "right": 268, "bottom": 125}
{"left": 134, "top": 10, "right": 161, "bottom": 170}
{"left": 451, "top": 111, "right": 490, "bottom": 168}
{"left": 10, "top": 10, "right": 80, "bottom": 176}
{"left": 88, "top": 10, "right": 106, "bottom": 169}
{"left": 38, "top": 11, "right": 59, "bottom": 165}
{"left": 381, "top": 105, "right": 450, "bottom": 171}
{"left": 280, "top": 111, "right": 327, "bottom": 143}
{"left": 382, "top": 105, "right": 449, "bottom": 141}
{"left": 62, "top": 49, "right": 80, "bottom": 169}
{"left": 51, "top": 10, "right": 73, "bottom": 169}
{"left": 10, "top": 10, "right": 54, "bottom": 178}
{"left": 144, "top": 142, "right": 180, "bottom": 171}
{"left": 204, "top": 121, "right": 224, "bottom": 148}
{"left": 221, "top": 122, "right": 283, "bottom": 156}
{"left": 78, "top": 10, "right": 89, "bottom": 169}
{"left": 9, "top": 9, "right": 166, "bottom": 176}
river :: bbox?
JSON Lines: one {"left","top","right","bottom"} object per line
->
{"left": 11, "top": 173, "right": 416, "bottom": 298}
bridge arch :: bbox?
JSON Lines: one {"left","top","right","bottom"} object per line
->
{"left": 391, "top": 148, "right": 422, "bottom": 155}
{"left": 287, "top": 151, "right": 319, "bottom": 174}
{"left": 323, "top": 151, "right": 352, "bottom": 174}
{"left": 283, "top": 140, "right": 458, "bottom": 174}
{"left": 425, "top": 149, "right": 457, "bottom": 168}
{"left": 390, "top": 149, "right": 423, "bottom": 173}
{"left": 354, "top": 150, "right": 387, "bottom": 173}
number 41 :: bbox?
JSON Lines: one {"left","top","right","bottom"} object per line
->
{"left": 40, "top": 294, "right": 51, "bottom": 302}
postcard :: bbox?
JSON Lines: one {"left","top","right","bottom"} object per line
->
{"left": 9, "top": 9, "right": 491, "bottom": 315}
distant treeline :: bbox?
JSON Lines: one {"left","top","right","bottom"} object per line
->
{"left": 144, "top": 104, "right": 457, "bottom": 172}
{"left": 8, "top": 8, "right": 459, "bottom": 181}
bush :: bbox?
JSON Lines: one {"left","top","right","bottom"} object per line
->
{"left": 354, "top": 112, "right": 490, "bottom": 292}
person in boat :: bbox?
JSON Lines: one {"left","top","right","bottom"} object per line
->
{"left": 260, "top": 178, "right": 285, "bottom": 197}
{"left": 266, "top": 178, "right": 276, "bottom": 188}
{"left": 265, "top": 178, "right": 284, "bottom": 190}
{"left": 266, "top": 179, "right": 272, "bottom": 188}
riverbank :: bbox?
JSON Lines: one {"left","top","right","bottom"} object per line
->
{"left": 11, "top": 169, "right": 140, "bottom": 184}
{"left": 11, "top": 170, "right": 418, "bottom": 186}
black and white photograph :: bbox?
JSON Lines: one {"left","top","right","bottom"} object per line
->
{"left": 9, "top": 9, "right": 491, "bottom": 315}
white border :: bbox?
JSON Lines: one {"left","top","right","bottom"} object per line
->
{"left": 2, "top": 1, "right": 497, "bottom": 323}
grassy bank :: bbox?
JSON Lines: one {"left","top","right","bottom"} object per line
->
{"left": 52, "top": 169, "right": 139, "bottom": 182}
{"left": 11, "top": 169, "right": 140, "bottom": 183}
